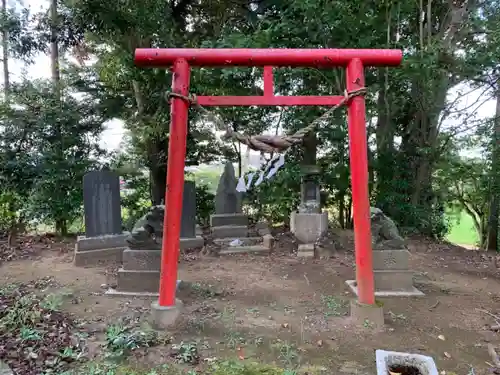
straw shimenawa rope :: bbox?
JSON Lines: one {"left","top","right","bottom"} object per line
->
{"left": 167, "top": 87, "right": 366, "bottom": 154}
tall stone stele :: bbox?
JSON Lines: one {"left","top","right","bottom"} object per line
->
{"left": 74, "top": 169, "right": 129, "bottom": 267}
{"left": 109, "top": 180, "right": 205, "bottom": 296}
{"left": 290, "top": 165, "right": 328, "bottom": 254}
{"left": 210, "top": 162, "right": 250, "bottom": 238}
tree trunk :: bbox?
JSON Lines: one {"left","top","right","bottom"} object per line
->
{"left": 2, "top": 0, "right": 9, "bottom": 101}
{"left": 55, "top": 218, "right": 68, "bottom": 236}
{"left": 487, "top": 81, "right": 500, "bottom": 252}
{"left": 50, "top": 0, "right": 60, "bottom": 87}
{"left": 338, "top": 192, "right": 345, "bottom": 229}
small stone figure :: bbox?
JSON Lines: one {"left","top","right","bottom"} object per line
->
{"left": 126, "top": 205, "right": 165, "bottom": 250}
{"left": 370, "top": 207, "right": 406, "bottom": 250}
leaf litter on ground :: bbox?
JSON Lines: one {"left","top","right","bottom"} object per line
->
{"left": 0, "top": 277, "right": 86, "bottom": 375}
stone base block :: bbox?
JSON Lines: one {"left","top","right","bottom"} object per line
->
{"left": 117, "top": 269, "right": 160, "bottom": 293}
{"left": 212, "top": 225, "right": 248, "bottom": 238}
{"left": 372, "top": 249, "right": 409, "bottom": 270}
{"left": 210, "top": 213, "right": 249, "bottom": 227}
{"left": 151, "top": 299, "right": 183, "bottom": 329}
{"left": 262, "top": 234, "right": 274, "bottom": 249}
{"left": 74, "top": 247, "right": 124, "bottom": 267}
{"left": 374, "top": 270, "right": 414, "bottom": 291}
{"left": 180, "top": 236, "right": 205, "bottom": 250}
{"left": 297, "top": 243, "right": 315, "bottom": 258}
{"left": 350, "top": 300, "right": 384, "bottom": 330}
{"left": 375, "top": 350, "right": 438, "bottom": 375}
{"left": 345, "top": 279, "right": 425, "bottom": 297}
{"left": 122, "top": 249, "right": 161, "bottom": 271}
{"left": 75, "top": 232, "right": 129, "bottom": 251}
{"left": 290, "top": 211, "right": 328, "bottom": 243}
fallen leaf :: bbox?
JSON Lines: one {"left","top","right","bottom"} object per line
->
{"left": 438, "top": 335, "right": 445, "bottom": 341}
{"left": 282, "top": 323, "right": 289, "bottom": 328}
{"left": 317, "top": 340, "right": 323, "bottom": 347}
{"left": 444, "top": 352, "right": 451, "bottom": 358}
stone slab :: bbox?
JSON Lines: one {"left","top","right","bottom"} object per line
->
{"left": 219, "top": 245, "right": 270, "bottom": 255}
{"left": 214, "top": 237, "right": 261, "bottom": 247}
{"left": 83, "top": 170, "right": 123, "bottom": 237}
{"left": 350, "top": 300, "right": 384, "bottom": 331}
{"left": 374, "top": 270, "right": 414, "bottom": 291}
{"left": 375, "top": 350, "right": 438, "bottom": 375}
{"left": 345, "top": 280, "right": 425, "bottom": 297}
{"left": 76, "top": 233, "right": 129, "bottom": 252}
{"left": 372, "top": 249, "right": 409, "bottom": 270}
{"left": 181, "top": 181, "right": 196, "bottom": 238}
{"left": 212, "top": 225, "right": 248, "bottom": 238}
{"left": 151, "top": 299, "right": 183, "bottom": 329}
{"left": 290, "top": 211, "right": 328, "bottom": 243}
{"left": 210, "top": 213, "right": 249, "bottom": 227}
{"left": 74, "top": 247, "right": 124, "bottom": 267}
{"left": 117, "top": 269, "right": 160, "bottom": 293}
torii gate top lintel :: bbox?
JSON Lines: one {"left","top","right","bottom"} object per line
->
{"left": 134, "top": 48, "right": 403, "bottom": 68}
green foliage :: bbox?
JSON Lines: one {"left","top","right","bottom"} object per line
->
{"left": 245, "top": 162, "right": 301, "bottom": 225}
{"left": 195, "top": 183, "right": 215, "bottom": 227}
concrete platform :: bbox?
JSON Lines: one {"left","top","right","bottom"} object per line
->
{"left": 214, "top": 236, "right": 262, "bottom": 247}
{"left": 74, "top": 232, "right": 129, "bottom": 267}
{"left": 211, "top": 225, "right": 249, "bottom": 238}
{"left": 219, "top": 245, "right": 270, "bottom": 255}
{"left": 345, "top": 279, "right": 425, "bottom": 297}
{"left": 210, "top": 213, "right": 249, "bottom": 227}
{"left": 75, "top": 232, "right": 129, "bottom": 251}
{"left": 74, "top": 247, "right": 124, "bottom": 267}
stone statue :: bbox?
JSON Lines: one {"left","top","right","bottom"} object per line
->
{"left": 126, "top": 205, "right": 165, "bottom": 250}
{"left": 370, "top": 207, "right": 406, "bottom": 250}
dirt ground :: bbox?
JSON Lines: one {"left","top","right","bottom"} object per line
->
{"left": 2, "top": 230, "right": 500, "bottom": 374}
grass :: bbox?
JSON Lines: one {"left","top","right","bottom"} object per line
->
{"left": 445, "top": 210, "right": 479, "bottom": 246}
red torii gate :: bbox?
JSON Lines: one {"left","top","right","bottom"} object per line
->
{"left": 134, "top": 48, "right": 403, "bottom": 309}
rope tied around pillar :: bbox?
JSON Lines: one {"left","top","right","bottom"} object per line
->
{"left": 166, "top": 87, "right": 366, "bottom": 154}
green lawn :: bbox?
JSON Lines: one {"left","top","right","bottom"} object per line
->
{"left": 445, "top": 210, "right": 479, "bottom": 246}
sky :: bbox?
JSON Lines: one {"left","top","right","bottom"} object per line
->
{"left": 3, "top": 0, "right": 497, "bottom": 158}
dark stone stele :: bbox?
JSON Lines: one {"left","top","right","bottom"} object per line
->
{"left": 83, "top": 170, "right": 122, "bottom": 238}
{"left": 181, "top": 180, "right": 196, "bottom": 238}
{"left": 215, "top": 162, "right": 242, "bottom": 215}
{"left": 126, "top": 180, "right": 197, "bottom": 249}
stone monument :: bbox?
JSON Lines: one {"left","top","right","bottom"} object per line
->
{"left": 209, "top": 162, "right": 274, "bottom": 255}
{"left": 108, "top": 180, "right": 204, "bottom": 296}
{"left": 74, "top": 169, "right": 129, "bottom": 266}
{"left": 290, "top": 165, "right": 328, "bottom": 257}
{"left": 345, "top": 207, "right": 424, "bottom": 297}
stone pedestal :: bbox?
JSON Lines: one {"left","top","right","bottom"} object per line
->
{"left": 74, "top": 232, "right": 129, "bottom": 267}
{"left": 106, "top": 237, "right": 204, "bottom": 297}
{"left": 346, "top": 249, "right": 424, "bottom": 297}
{"left": 290, "top": 211, "right": 328, "bottom": 244}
